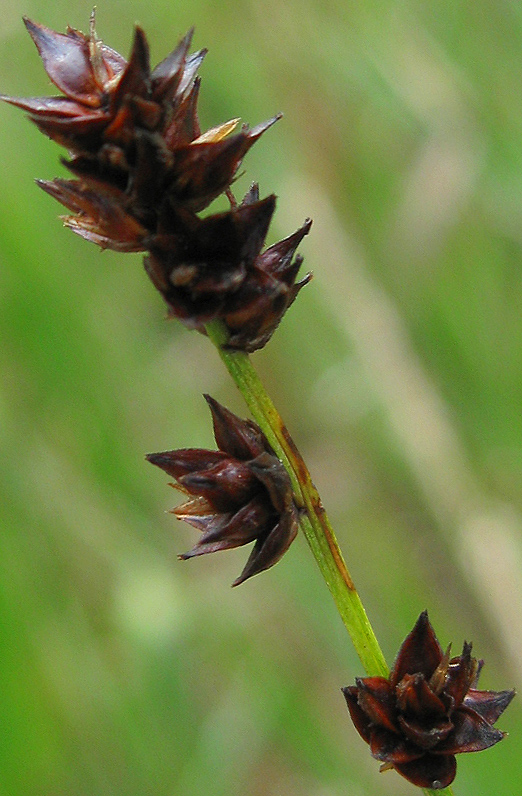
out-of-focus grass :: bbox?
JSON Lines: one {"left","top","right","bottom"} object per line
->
{"left": 0, "top": 0, "right": 521, "bottom": 794}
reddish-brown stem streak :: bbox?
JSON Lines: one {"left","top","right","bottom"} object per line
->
{"left": 279, "top": 421, "right": 356, "bottom": 591}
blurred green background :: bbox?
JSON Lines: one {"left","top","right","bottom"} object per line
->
{"left": 1, "top": 0, "right": 521, "bottom": 794}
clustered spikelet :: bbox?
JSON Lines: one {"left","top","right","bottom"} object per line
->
{"left": 342, "top": 612, "right": 515, "bottom": 789}
{"left": 146, "top": 395, "right": 299, "bottom": 586}
{"left": 1, "top": 16, "right": 311, "bottom": 351}
{"left": 145, "top": 184, "right": 312, "bottom": 350}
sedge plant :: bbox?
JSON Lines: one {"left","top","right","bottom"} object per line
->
{"left": 1, "top": 14, "right": 514, "bottom": 794}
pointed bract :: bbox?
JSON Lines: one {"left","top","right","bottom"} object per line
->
{"left": 204, "top": 394, "right": 266, "bottom": 460}
{"left": 23, "top": 17, "right": 102, "bottom": 105}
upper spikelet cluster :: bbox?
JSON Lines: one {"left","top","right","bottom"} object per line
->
{"left": 2, "top": 15, "right": 311, "bottom": 350}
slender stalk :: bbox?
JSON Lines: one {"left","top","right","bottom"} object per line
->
{"left": 206, "top": 319, "right": 386, "bottom": 674}
{"left": 206, "top": 320, "right": 454, "bottom": 796}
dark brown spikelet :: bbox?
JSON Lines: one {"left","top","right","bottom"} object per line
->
{"left": 3, "top": 16, "right": 266, "bottom": 212}
{"left": 146, "top": 395, "right": 299, "bottom": 585}
{"left": 1, "top": 17, "right": 311, "bottom": 351}
{"left": 145, "top": 184, "right": 312, "bottom": 347}
{"left": 342, "top": 612, "right": 515, "bottom": 790}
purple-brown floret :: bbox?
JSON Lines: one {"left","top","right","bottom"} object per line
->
{"left": 147, "top": 396, "right": 299, "bottom": 585}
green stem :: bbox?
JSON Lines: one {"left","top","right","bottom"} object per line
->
{"left": 206, "top": 320, "right": 386, "bottom": 676}
{"left": 206, "top": 320, "right": 454, "bottom": 796}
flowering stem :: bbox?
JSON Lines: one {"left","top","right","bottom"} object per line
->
{"left": 206, "top": 321, "right": 455, "bottom": 796}
{"left": 205, "top": 319, "right": 386, "bottom": 670}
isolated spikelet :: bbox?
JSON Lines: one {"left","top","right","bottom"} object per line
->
{"left": 342, "top": 612, "right": 515, "bottom": 789}
{"left": 147, "top": 396, "right": 299, "bottom": 585}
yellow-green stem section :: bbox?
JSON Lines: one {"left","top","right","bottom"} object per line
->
{"left": 206, "top": 321, "right": 454, "bottom": 796}
{"left": 207, "top": 319, "right": 388, "bottom": 674}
